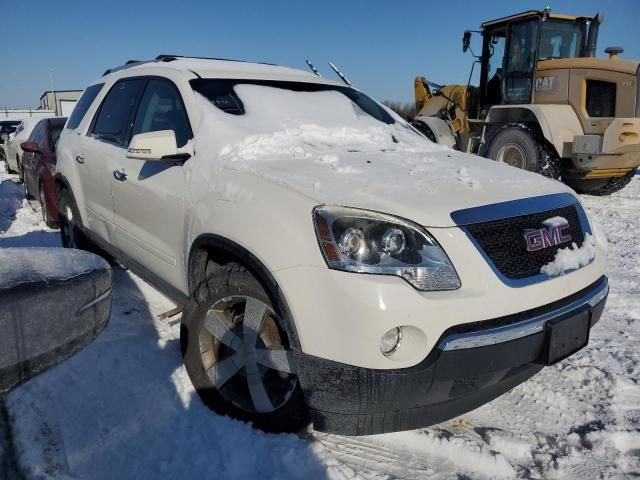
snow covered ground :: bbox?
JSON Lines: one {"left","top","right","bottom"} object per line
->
{"left": 1, "top": 159, "right": 639, "bottom": 479}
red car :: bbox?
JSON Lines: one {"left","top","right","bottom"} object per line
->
{"left": 20, "top": 117, "right": 67, "bottom": 228}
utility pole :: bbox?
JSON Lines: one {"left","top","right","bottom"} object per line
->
{"left": 49, "top": 70, "right": 57, "bottom": 114}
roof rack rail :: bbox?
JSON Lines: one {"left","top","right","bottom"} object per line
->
{"left": 155, "top": 54, "right": 276, "bottom": 66}
{"left": 102, "top": 59, "right": 156, "bottom": 77}
{"left": 102, "top": 54, "right": 279, "bottom": 77}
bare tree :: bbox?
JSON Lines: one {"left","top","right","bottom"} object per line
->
{"left": 382, "top": 101, "right": 416, "bottom": 121}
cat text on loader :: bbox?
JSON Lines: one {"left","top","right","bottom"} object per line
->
{"left": 412, "top": 8, "right": 640, "bottom": 195}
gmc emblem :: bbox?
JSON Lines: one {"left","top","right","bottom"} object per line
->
{"left": 524, "top": 220, "right": 572, "bottom": 252}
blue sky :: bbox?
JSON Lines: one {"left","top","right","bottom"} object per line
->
{"left": 1, "top": 0, "right": 638, "bottom": 108}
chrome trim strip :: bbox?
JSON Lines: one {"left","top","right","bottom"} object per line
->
{"left": 77, "top": 288, "right": 111, "bottom": 314}
{"left": 450, "top": 193, "right": 580, "bottom": 226}
{"left": 439, "top": 277, "right": 608, "bottom": 351}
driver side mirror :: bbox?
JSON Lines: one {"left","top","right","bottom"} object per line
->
{"left": 20, "top": 141, "right": 41, "bottom": 154}
{"left": 126, "top": 130, "right": 190, "bottom": 162}
{"left": 463, "top": 31, "right": 472, "bottom": 53}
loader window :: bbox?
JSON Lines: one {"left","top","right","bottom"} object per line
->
{"left": 485, "top": 31, "right": 506, "bottom": 105}
{"left": 586, "top": 80, "right": 616, "bottom": 117}
{"left": 539, "top": 20, "right": 585, "bottom": 60}
{"left": 504, "top": 19, "right": 539, "bottom": 104}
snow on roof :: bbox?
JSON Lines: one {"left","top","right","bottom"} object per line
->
{"left": 105, "top": 57, "right": 342, "bottom": 85}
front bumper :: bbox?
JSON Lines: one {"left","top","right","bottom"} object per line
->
{"left": 294, "top": 276, "right": 608, "bottom": 435}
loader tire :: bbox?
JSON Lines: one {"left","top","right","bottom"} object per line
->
{"left": 411, "top": 121, "right": 437, "bottom": 143}
{"left": 487, "top": 126, "right": 561, "bottom": 179}
{"left": 564, "top": 171, "right": 636, "bottom": 196}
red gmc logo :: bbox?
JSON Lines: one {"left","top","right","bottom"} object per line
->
{"left": 524, "top": 221, "right": 572, "bottom": 252}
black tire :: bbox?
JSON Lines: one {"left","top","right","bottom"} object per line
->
{"left": 40, "top": 184, "right": 58, "bottom": 229}
{"left": 411, "top": 120, "right": 437, "bottom": 143}
{"left": 564, "top": 171, "right": 636, "bottom": 196}
{"left": 181, "top": 263, "right": 310, "bottom": 433}
{"left": 16, "top": 156, "right": 24, "bottom": 183}
{"left": 487, "top": 126, "right": 561, "bottom": 179}
{"left": 23, "top": 178, "right": 33, "bottom": 200}
{"left": 58, "top": 188, "right": 91, "bottom": 250}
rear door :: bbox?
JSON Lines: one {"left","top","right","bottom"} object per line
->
{"left": 82, "top": 79, "right": 146, "bottom": 242}
{"left": 111, "top": 78, "right": 192, "bottom": 290}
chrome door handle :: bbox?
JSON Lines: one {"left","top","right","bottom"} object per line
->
{"left": 75, "top": 155, "right": 85, "bottom": 164}
{"left": 113, "top": 168, "right": 127, "bottom": 181}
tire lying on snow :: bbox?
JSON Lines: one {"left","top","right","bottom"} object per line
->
{"left": 0, "top": 248, "right": 112, "bottom": 393}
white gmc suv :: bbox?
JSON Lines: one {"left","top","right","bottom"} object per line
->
{"left": 56, "top": 55, "right": 609, "bottom": 435}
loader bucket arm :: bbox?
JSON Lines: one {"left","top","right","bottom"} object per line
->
{"left": 415, "top": 76, "right": 432, "bottom": 114}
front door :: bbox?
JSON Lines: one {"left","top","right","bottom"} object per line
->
{"left": 111, "top": 78, "right": 193, "bottom": 290}
{"left": 82, "top": 79, "right": 146, "bottom": 242}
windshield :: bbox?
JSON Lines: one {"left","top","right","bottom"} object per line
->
{"left": 190, "top": 79, "right": 395, "bottom": 125}
{"left": 538, "top": 19, "right": 585, "bottom": 60}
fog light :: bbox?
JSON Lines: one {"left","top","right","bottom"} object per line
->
{"left": 380, "top": 327, "right": 402, "bottom": 356}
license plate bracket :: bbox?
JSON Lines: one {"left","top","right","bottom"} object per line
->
{"left": 540, "top": 309, "right": 591, "bottom": 365}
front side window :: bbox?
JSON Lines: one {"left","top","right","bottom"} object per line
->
{"left": 132, "top": 79, "right": 192, "bottom": 148}
{"left": 67, "top": 83, "right": 104, "bottom": 130}
{"left": 92, "top": 79, "right": 146, "bottom": 145}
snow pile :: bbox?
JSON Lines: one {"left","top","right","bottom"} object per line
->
{"left": 540, "top": 234, "right": 596, "bottom": 276}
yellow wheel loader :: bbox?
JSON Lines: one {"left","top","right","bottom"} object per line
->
{"left": 412, "top": 8, "right": 640, "bottom": 195}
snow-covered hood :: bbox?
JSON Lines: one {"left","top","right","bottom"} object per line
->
{"left": 190, "top": 86, "right": 575, "bottom": 228}
{"left": 221, "top": 144, "right": 573, "bottom": 227}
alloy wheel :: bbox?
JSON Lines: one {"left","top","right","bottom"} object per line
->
{"left": 199, "top": 295, "right": 297, "bottom": 414}
{"left": 496, "top": 142, "right": 526, "bottom": 169}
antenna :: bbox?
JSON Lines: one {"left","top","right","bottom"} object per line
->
{"left": 305, "top": 59, "right": 321, "bottom": 77}
{"left": 328, "top": 62, "right": 352, "bottom": 86}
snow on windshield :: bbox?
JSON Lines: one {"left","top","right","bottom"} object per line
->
{"left": 192, "top": 84, "right": 433, "bottom": 162}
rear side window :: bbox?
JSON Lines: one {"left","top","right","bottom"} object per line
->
{"left": 67, "top": 83, "right": 104, "bottom": 130}
{"left": 92, "top": 79, "right": 146, "bottom": 145}
{"left": 49, "top": 123, "right": 64, "bottom": 149}
{"left": 29, "top": 122, "right": 45, "bottom": 149}
{"left": 586, "top": 80, "right": 616, "bottom": 117}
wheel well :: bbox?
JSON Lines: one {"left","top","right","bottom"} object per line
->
{"left": 188, "top": 234, "right": 301, "bottom": 349}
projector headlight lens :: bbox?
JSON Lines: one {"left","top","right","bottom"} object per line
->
{"left": 313, "top": 206, "right": 460, "bottom": 291}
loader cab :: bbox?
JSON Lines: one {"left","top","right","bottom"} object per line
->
{"left": 476, "top": 11, "right": 592, "bottom": 117}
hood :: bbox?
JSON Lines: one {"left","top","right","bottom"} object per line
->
{"left": 537, "top": 57, "right": 639, "bottom": 75}
{"left": 218, "top": 142, "right": 575, "bottom": 228}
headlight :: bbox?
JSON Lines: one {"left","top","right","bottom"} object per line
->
{"left": 313, "top": 206, "right": 460, "bottom": 291}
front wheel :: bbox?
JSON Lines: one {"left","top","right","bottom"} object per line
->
{"left": 411, "top": 120, "right": 437, "bottom": 143}
{"left": 564, "top": 171, "right": 636, "bottom": 196}
{"left": 181, "top": 263, "right": 310, "bottom": 433}
{"left": 487, "top": 126, "right": 561, "bottom": 179}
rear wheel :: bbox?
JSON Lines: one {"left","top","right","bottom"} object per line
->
{"left": 487, "top": 126, "right": 561, "bottom": 179}
{"left": 16, "top": 156, "right": 24, "bottom": 183}
{"left": 564, "top": 171, "right": 636, "bottom": 196}
{"left": 181, "top": 263, "right": 309, "bottom": 433}
{"left": 58, "top": 189, "right": 90, "bottom": 249}
{"left": 40, "top": 184, "right": 57, "bottom": 229}
{"left": 23, "top": 178, "right": 32, "bottom": 200}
